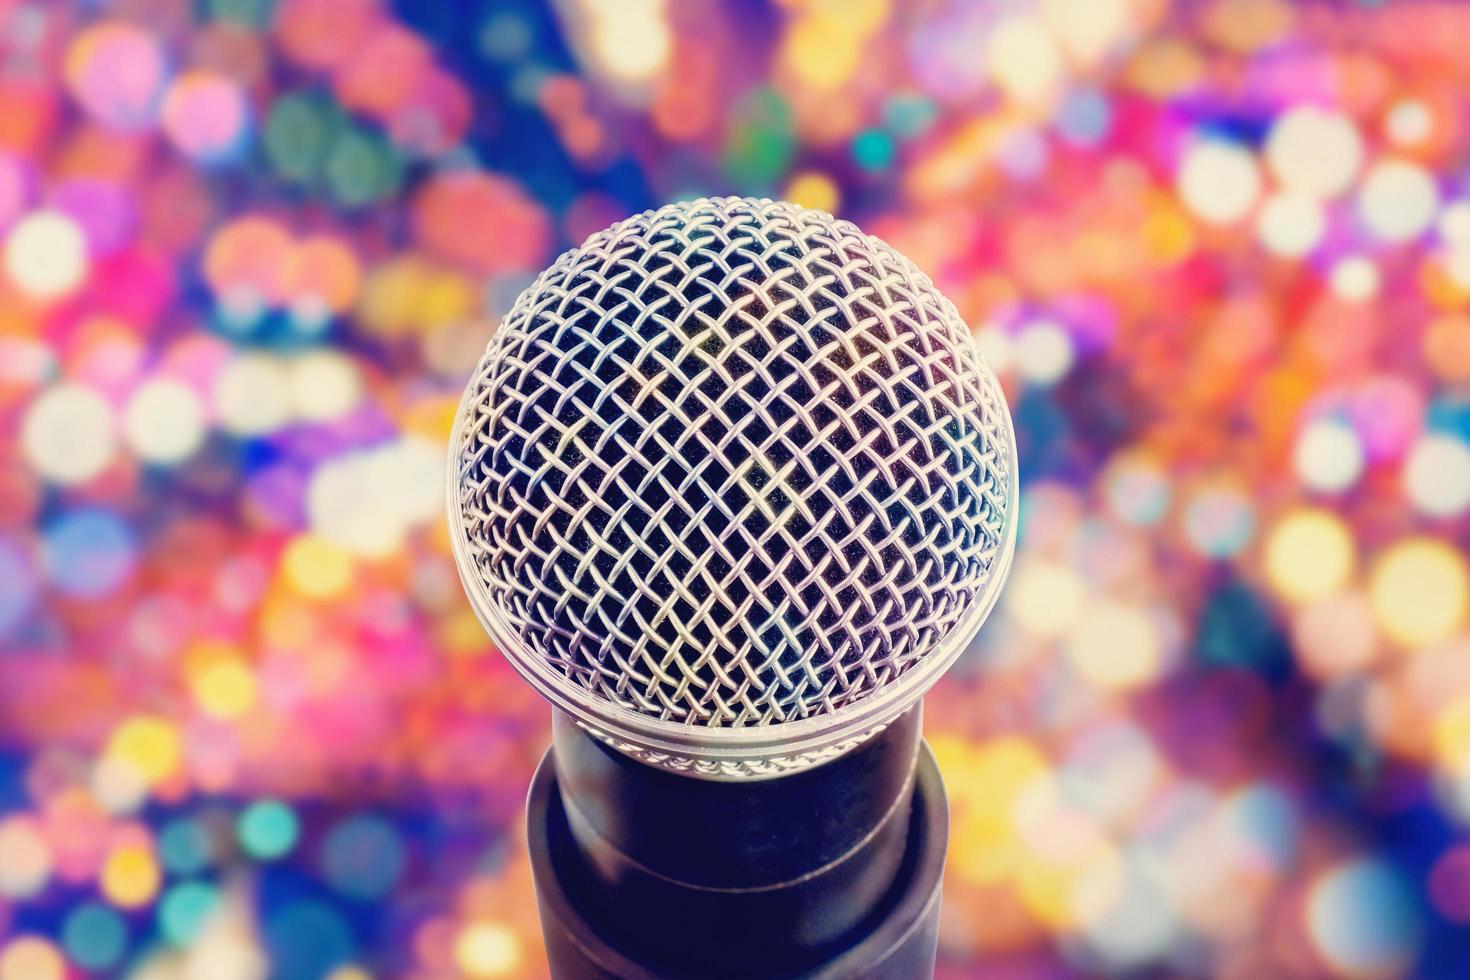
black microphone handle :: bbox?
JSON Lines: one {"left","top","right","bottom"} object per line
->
{"left": 524, "top": 705, "right": 949, "bottom": 978}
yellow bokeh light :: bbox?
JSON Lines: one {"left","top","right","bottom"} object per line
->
{"left": 950, "top": 808, "right": 1021, "bottom": 885}
{"left": 282, "top": 534, "right": 355, "bottom": 601}
{"left": 986, "top": 17, "right": 1062, "bottom": 104}
{"left": 1142, "top": 205, "right": 1195, "bottom": 263}
{"left": 455, "top": 922, "right": 521, "bottom": 978}
{"left": 1064, "top": 601, "right": 1163, "bottom": 690}
{"left": 784, "top": 15, "right": 862, "bottom": 89}
{"left": 1434, "top": 699, "right": 1470, "bottom": 770}
{"left": 438, "top": 606, "right": 494, "bottom": 656}
{"left": 358, "top": 258, "right": 475, "bottom": 337}
{"left": 326, "top": 968, "right": 374, "bottom": 980}
{"left": 784, "top": 172, "right": 840, "bottom": 215}
{"left": 417, "top": 268, "right": 478, "bottom": 331}
{"left": 949, "top": 735, "right": 1052, "bottom": 810}
{"left": 1015, "top": 828, "right": 1122, "bottom": 931}
{"left": 940, "top": 735, "right": 1055, "bottom": 887}
{"left": 188, "top": 646, "right": 259, "bottom": 720}
{"left": 1369, "top": 538, "right": 1469, "bottom": 649}
{"left": 780, "top": 0, "right": 888, "bottom": 89}
{"left": 1006, "top": 561, "right": 1086, "bottom": 638}
{"left": 1264, "top": 508, "right": 1354, "bottom": 605}
{"left": 101, "top": 842, "right": 162, "bottom": 908}
{"left": 927, "top": 734, "right": 971, "bottom": 788}
{"left": 0, "top": 936, "right": 65, "bottom": 980}
{"left": 1041, "top": 0, "right": 1130, "bottom": 67}
{"left": 401, "top": 394, "right": 460, "bottom": 445}
{"left": 107, "top": 715, "right": 183, "bottom": 786}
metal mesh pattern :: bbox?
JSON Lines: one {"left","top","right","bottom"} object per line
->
{"left": 454, "top": 197, "right": 1011, "bottom": 730}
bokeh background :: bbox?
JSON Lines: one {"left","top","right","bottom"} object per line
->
{"left": 2, "top": 0, "right": 1470, "bottom": 977}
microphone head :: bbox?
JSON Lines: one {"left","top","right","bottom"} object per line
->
{"left": 448, "top": 197, "right": 1017, "bottom": 779}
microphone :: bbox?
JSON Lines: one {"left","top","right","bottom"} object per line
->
{"left": 447, "top": 197, "right": 1016, "bottom": 978}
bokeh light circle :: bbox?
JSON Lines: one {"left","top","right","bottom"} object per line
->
{"left": 1103, "top": 452, "right": 1170, "bottom": 527}
{"left": 1014, "top": 319, "right": 1076, "bottom": 386}
{"left": 124, "top": 378, "right": 207, "bottom": 464}
{"left": 1369, "top": 538, "right": 1469, "bottom": 649}
{"left": 1265, "top": 107, "right": 1362, "bottom": 199}
{"left": 1403, "top": 434, "right": 1470, "bottom": 518}
{"left": 1330, "top": 256, "right": 1380, "bottom": 302}
{"left": 1182, "top": 485, "right": 1255, "bottom": 558}
{"left": 64, "top": 22, "right": 167, "bottom": 131}
{"left": 43, "top": 509, "right": 136, "bottom": 599}
{"left": 61, "top": 901, "right": 128, "bottom": 971}
{"left": 1264, "top": 508, "right": 1354, "bottom": 605}
{"left": 1177, "top": 141, "right": 1260, "bottom": 225}
{"left": 159, "top": 880, "right": 220, "bottom": 945}
{"left": 454, "top": 922, "right": 521, "bottom": 978}
{"left": 20, "top": 383, "right": 116, "bottom": 485}
{"left": 1065, "top": 602, "right": 1164, "bottom": 691}
{"left": 0, "top": 936, "right": 65, "bottom": 980}
{"left": 1358, "top": 160, "right": 1439, "bottom": 243}
{"left": 1294, "top": 420, "right": 1364, "bottom": 494}
{"left": 1428, "top": 846, "right": 1470, "bottom": 924}
{"left": 99, "top": 842, "right": 161, "bottom": 908}
{"left": 4, "top": 210, "right": 89, "bottom": 299}
{"left": 162, "top": 70, "right": 251, "bottom": 164}
{"left": 289, "top": 350, "right": 361, "bottom": 422}
{"left": 0, "top": 817, "right": 52, "bottom": 898}
{"left": 1292, "top": 591, "right": 1378, "bottom": 681}
{"left": 319, "top": 814, "right": 407, "bottom": 900}
{"left": 215, "top": 353, "right": 292, "bottom": 436}
{"left": 1306, "top": 859, "right": 1421, "bottom": 979}
{"left": 1257, "top": 192, "right": 1324, "bottom": 258}
{"left": 238, "top": 799, "right": 300, "bottom": 860}
{"left": 1007, "top": 561, "right": 1086, "bottom": 638}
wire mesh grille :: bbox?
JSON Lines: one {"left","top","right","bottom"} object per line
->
{"left": 454, "top": 197, "right": 1011, "bottom": 730}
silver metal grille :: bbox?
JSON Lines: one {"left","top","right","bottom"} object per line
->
{"left": 449, "top": 197, "right": 1016, "bottom": 777}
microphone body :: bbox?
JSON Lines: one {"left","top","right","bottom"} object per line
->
{"left": 528, "top": 707, "right": 947, "bottom": 978}
{"left": 447, "top": 197, "right": 1017, "bottom": 977}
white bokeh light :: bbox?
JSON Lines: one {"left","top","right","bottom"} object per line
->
{"left": 1006, "top": 560, "right": 1086, "bottom": 638}
{"left": 124, "top": 378, "right": 206, "bottom": 464}
{"left": 308, "top": 436, "right": 444, "bottom": 558}
{"left": 21, "top": 383, "right": 117, "bottom": 484}
{"left": 1265, "top": 107, "right": 1362, "bottom": 199}
{"left": 1257, "top": 192, "right": 1325, "bottom": 258}
{"left": 1177, "top": 141, "right": 1261, "bottom": 225}
{"left": 1403, "top": 434, "right": 1470, "bottom": 518}
{"left": 1040, "top": 0, "right": 1130, "bottom": 67}
{"left": 974, "top": 325, "right": 1015, "bottom": 375}
{"left": 1065, "top": 601, "right": 1164, "bottom": 690}
{"left": 1438, "top": 201, "right": 1470, "bottom": 245}
{"left": 1294, "top": 420, "right": 1365, "bottom": 493}
{"left": 1014, "top": 319, "right": 1075, "bottom": 386}
{"left": 1385, "top": 100, "right": 1432, "bottom": 147}
{"left": 986, "top": 17, "right": 1063, "bottom": 104}
{"left": 289, "top": 350, "right": 362, "bottom": 423}
{"left": 1357, "top": 159, "right": 1439, "bottom": 243}
{"left": 1447, "top": 248, "right": 1470, "bottom": 292}
{"left": 3, "top": 210, "right": 89, "bottom": 300}
{"left": 1330, "top": 256, "right": 1380, "bottom": 302}
{"left": 215, "top": 353, "right": 292, "bottom": 436}
{"left": 573, "top": 0, "right": 671, "bottom": 86}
